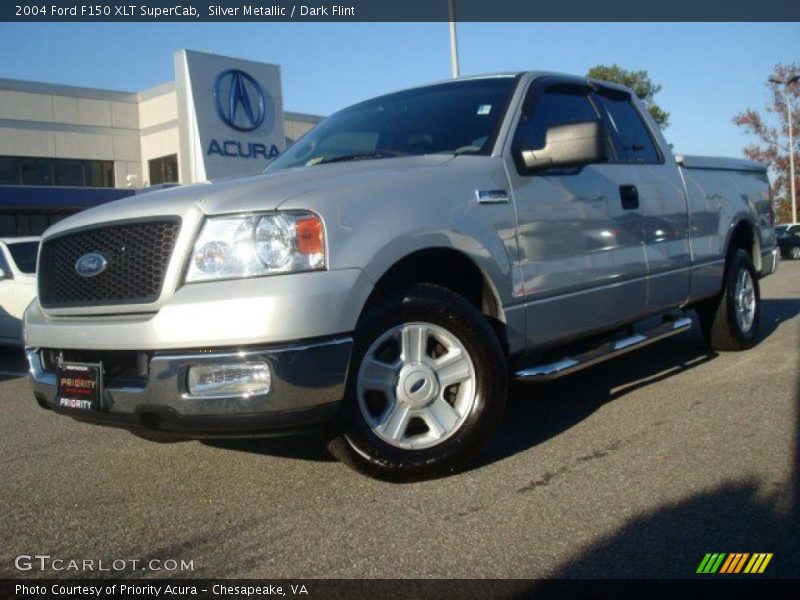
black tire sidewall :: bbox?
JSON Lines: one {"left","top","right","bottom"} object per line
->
{"left": 339, "top": 284, "right": 507, "bottom": 479}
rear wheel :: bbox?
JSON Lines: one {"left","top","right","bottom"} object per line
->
{"left": 696, "top": 249, "right": 760, "bottom": 351}
{"left": 329, "top": 284, "right": 507, "bottom": 481}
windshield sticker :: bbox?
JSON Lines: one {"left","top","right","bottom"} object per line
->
{"left": 477, "top": 104, "right": 492, "bottom": 115}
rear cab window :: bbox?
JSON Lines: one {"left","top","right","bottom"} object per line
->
{"left": 594, "top": 89, "right": 661, "bottom": 164}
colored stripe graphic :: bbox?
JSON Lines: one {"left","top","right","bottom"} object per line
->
{"left": 744, "top": 554, "right": 761, "bottom": 573}
{"left": 719, "top": 552, "right": 750, "bottom": 574}
{"left": 696, "top": 554, "right": 713, "bottom": 573}
{"left": 699, "top": 552, "right": 773, "bottom": 574}
{"left": 759, "top": 553, "right": 773, "bottom": 573}
{"left": 720, "top": 553, "right": 738, "bottom": 573}
{"left": 697, "top": 553, "right": 727, "bottom": 573}
{"left": 718, "top": 554, "right": 735, "bottom": 573}
{"left": 731, "top": 553, "right": 749, "bottom": 573}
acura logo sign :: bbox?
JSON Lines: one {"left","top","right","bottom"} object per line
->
{"left": 75, "top": 252, "right": 108, "bottom": 278}
{"left": 214, "top": 69, "right": 270, "bottom": 132}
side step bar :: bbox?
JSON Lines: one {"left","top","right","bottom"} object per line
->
{"left": 515, "top": 316, "right": 694, "bottom": 382}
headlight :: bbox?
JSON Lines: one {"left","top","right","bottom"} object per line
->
{"left": 185, "top": 211, "right": 325, "bottom": 283}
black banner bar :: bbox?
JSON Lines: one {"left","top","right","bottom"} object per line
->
{"left": 2, "top": 0, "right": 799, "bottom": 22}
{"left": 4, "top": 579, "right": 800, "bottom": 600}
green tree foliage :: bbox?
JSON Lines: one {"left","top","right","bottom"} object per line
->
{"left": 586, "top": 64, "right": 670, "bottom": 129}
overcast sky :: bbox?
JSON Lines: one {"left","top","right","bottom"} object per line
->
{"left": 0, "top": 22, "right": 797, "bottom": 158}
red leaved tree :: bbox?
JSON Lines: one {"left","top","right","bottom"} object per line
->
{"left": 733, "top": 63, "right": 800, "bottom": 224}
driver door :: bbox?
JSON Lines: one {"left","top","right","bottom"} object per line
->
{"left": 504, "top": 77, "right": 649, "bottom": 350}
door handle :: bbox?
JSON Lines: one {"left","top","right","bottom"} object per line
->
{"left": 620, "top": 184, "right": 639, "bottom": 210}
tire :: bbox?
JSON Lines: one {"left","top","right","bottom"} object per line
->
{"left": 791, "top": 246, "right": 800, "bottom": 260}
{"left": 696, "top": 249, "right": 760, "bottom": 351}
{"left": 328, "top": 283, "right": 507, "bottom": 481}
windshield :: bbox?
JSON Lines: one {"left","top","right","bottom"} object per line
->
{"left": 7, "top": 241, "right": 39, "bottom": 274}
{"left": 775, "top": 225, "right": 789, "bottom": 238}
{"left": 267, "top": 77, "right": 518, "bottom": 170}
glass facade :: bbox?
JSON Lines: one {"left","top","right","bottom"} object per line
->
{"left": 148, "top": 154, "right": 179, "bottom": 185}
{"left": 0, "top": 213, "right": 70, "bottom": 237}
{"left": 0, "top": 156, "right": 114, "bottom": 187}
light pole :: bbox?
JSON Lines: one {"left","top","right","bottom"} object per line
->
{"left": 447, "top": 0, "right": 460, "bottom": 79}
{"left": 770, "top": 74, "right": 800, "bottom": 224}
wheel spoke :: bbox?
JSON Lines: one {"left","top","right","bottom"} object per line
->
{"left": 424, "top": 397, "right": 460, "bottom": 437}
{"left": 401, "top": 324, "right": 426, "bottom": 364}
{"left": 435, "top": 353, "right": 472, "bottom": 387}
{"left": 378, "top": 402, "right": 410, "bottom": 441}
{"left": 434, "top": 347, "right": 463, "bottom": 370}
{"left": 360, "top": 356, "right": 397, "bottom": 392}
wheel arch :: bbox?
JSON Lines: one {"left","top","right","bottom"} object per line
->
{"left": 361, "top": 245, "right": 510, "bottom": 355}
{"left": 725, "top": 217, "right": 761, "bottom": 272}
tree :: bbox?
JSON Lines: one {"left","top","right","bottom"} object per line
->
{"left": 586, "top": 64, "right": 670, "bottom": 129}
{"left": 733, "top": 63, "right": 800, "bottom": 225}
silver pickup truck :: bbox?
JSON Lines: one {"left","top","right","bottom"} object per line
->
{"left": 25, "top": 72, "right": 778, "bottom": 480}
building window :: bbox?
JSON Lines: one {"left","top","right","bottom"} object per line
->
{"left": 0, "top": 156, "right": 115, "bottom": 188}
{"left": 20, "top": 157, "right": 53, "bottom": 186}
{"left": 53, "top": 159, "right": 86, "bottom": 186}
{"left": 0, "top": 157, "right": 20, "bottom": 185}
{"left": 0, "top": 212, "right": 71, "bottom": 236}
{"left": 148, "top": 154, "right": 179, "bottom": 185}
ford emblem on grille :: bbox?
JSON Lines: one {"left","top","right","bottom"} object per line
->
{"left": 75, "top": 252, "right": 108, "bottom": 278}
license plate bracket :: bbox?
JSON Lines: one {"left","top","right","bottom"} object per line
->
{"left": 56, "top": 362, "right": 103, "bottom": 412}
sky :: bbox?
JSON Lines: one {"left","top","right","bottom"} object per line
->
{"left": 0, "top": 22, "right": 797, "bottom": 158}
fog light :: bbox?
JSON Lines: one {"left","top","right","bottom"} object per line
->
{"left": 187, "top": 362, "right": 272, "bottom": 397}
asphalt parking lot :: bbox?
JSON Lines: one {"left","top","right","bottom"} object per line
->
{"left": 1, "top": 262, "right": 798, "bottom": 580}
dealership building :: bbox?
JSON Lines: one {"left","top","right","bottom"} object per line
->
{"left": 0, "top": 50, "right": 323, "bottom": 235}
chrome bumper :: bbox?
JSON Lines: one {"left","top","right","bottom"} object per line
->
{"left": 26, "top": 336, "right": 352, "bottom": 437}
{"left": 762, "top": 247, "right": 779, "bottom": 276}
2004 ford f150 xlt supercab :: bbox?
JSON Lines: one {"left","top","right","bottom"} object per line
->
{"left": 25, "top": 72, "right": 778, "bottom": 479}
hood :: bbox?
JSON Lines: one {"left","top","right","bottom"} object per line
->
{"left": 203, "top": 154, "right": 454, "bottom": 214}
{"left": 43, "top": 155, "right": 454, "bottom": 239}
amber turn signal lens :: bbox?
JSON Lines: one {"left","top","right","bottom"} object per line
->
{"left": 295, "top": 216, "right": 324, "bottom": 255}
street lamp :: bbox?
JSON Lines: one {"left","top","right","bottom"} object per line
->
{"left": 769, "top": 74, "right": 800, "bottom": 224}
{"left": 448, "top": 0, "right": 460, "bottom": 79}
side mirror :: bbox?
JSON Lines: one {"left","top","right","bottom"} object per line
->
{"left": 521, "top": 120, "right": 608, "bottom": 172}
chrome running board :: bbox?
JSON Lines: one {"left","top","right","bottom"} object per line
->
{"left": 515, "top": 316, "right": 693, "bottom": 382}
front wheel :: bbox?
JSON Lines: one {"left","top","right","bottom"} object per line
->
{"left": 329, "top": 284, "right": 507, "bottom": 481}
{"left": 790, "top": 246, "right": 800, "bottom": 260}
{"left": 696, "top": 249, "right": 760, "bottom": 351}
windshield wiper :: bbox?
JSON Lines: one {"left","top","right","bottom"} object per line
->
{"left": 313, "top": 152, "right": 391, "bottom": 165}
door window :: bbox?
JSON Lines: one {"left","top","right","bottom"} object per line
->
{"left": 514, "top": 84, "right": 600, "bottom": 152}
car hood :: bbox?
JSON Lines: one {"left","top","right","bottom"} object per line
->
{"left": 43, "top": 155, "right": 455, "bottom": 238}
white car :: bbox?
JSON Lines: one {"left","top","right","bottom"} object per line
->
{"left": 0, "top": 237, "right": 39, "bottom": 346}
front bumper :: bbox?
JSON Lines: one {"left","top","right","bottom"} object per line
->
{"left": 24, "top": 268, "right": 373, "bottom": 350}
{"left": 27, "top": 336, "right": 352, "bottom": 437}
{"left": 762, "top": 247, "right": 780, "bottom": 275}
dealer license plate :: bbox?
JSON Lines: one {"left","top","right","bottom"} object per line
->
{"left": 55, "top": 362, "right": 102, "bottom": 411}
